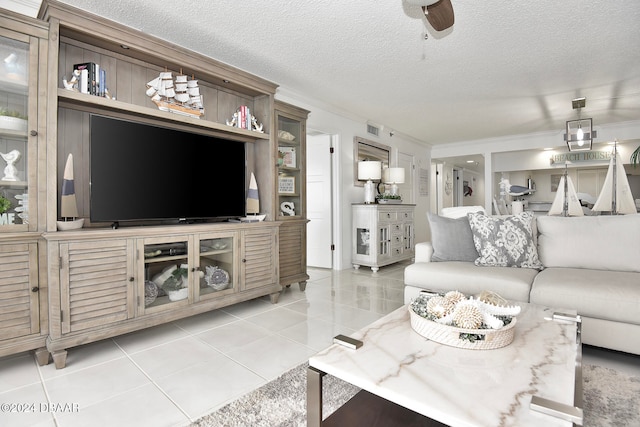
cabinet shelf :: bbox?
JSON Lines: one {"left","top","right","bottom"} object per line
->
{"left": 278, "top": 139, "right": 300, "bottom": 146}
{"left": 144, "top": 254, "right": 187, "bottom": 264}
{"left": 0, "top": 127, "right": 27, "bottom": 138}
{"left": 0, "top": 78, "right": 28, "bottom": 95}
{"left": 57, "top": 89, "right": 270, "bottom": 142}
{"left": 200, "top": 249, "right": 232, "bottom": 257}
{"left": 0, "top": 180, "right": 27, "bottom": 187}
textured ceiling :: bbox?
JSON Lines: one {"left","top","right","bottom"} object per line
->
{"left": 11, "top": 0, "right": 640, "bottom": 145}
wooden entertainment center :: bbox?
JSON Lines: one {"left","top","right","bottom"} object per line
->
{"left": 0, "top": 1, "right": 309, "bottom": 368}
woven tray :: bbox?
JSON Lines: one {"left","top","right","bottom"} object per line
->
{"left": 409, "top": 306, "right": 516, "bottom": 350}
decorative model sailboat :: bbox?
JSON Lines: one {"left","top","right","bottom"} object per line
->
{"left": 241, "top": 172, "right": 266, "bottom": 222}
{"left": 548, "top": 162, "right": 583, "bottom": 217}
{"left": 56, "top": 154, "right": 85, "bottom": 230}
{"left": 145, "top": 70, "right": 204, "bottom": 119}
{"left": 592, "top": 142, "right": 636, "bottom": 214}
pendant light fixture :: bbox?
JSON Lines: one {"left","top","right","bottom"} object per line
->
{"left": 564, "top": 97, "right": 596, "bottom": 151}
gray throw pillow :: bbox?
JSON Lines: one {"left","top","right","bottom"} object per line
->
{"left": 467, "top": 211, "right": 543, "bottom": 269}
{"left": 427, "top": 212, "right": 479, "bottom": 262}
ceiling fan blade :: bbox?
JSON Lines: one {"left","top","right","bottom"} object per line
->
{"left": 423, "top": 0, "right": 454, "bottom": 31}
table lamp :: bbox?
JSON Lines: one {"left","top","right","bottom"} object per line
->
{"left": 383, "top": 167, "right": 405, "bottom": 199}
{"left": 358, "top": 161, "right": 381, "bottom": 204}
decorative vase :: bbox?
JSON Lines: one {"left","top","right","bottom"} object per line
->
{"left": 167, "top": 287, "right": 188, "bottom": 301}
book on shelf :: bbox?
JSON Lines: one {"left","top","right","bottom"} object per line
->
{"left": 73, "top": 62, "right": 107, "bottom": 96}
{"left": 237, "top": 105, "right": 251, "bottom": 129}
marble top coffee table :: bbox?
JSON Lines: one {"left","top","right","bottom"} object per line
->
{"left": 307, "top": 302, "right": 583, "bottom": 427}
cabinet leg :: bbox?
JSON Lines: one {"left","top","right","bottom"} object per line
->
{"left": 353, "top": 264, "right": 360, "bottom": 270}
{"left": 52, "top": 350, "right": 68, "bottom": 369}
{"left": 371, "top": 267, "right": 379, "bottom": 273}
{"left": 34, "top": 347, "right": 50, "bottom": 366}
{"left": 269, "top": 292, "right": 280, "bottom": 304}
{"left": 298, "top": 281, "right": 307, "bottom": 291}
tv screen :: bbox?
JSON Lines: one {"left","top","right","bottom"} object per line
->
{"left": 90, "top": 115, "right": 246, "bottom": 224}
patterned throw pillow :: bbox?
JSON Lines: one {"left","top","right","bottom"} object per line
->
{"left": 467, "top": 211, "right": 543, "bottom": 269}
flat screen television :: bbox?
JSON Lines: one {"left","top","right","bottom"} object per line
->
{"left": 90, "top": 114, "right": 246, "bottom": 225}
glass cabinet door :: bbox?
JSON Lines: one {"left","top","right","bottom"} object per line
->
{"left": 139, "top": 237, "right": 191, "bottom": 313}
{"left": 277, "top": 113, "right": 304, "bottom": 219}
{"left": 0, "top": 32, "right": 34, "bottom": 231}
{"left": 197, "top": 234, "right": 236, "bottom": 301}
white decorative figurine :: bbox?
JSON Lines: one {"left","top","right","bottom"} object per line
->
{"left": 0, "top": 149, "right": 21, "bottom": 181}
{"left": 280, "top": 201, "right": 295, "bottom": 216}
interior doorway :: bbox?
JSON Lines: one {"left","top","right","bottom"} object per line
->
{"left": 306, "top": 131, "right": 334, "bottom": 268}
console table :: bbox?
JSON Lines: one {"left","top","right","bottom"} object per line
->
{"left": 351, "top": 204, "right": 415, "bottom": 272}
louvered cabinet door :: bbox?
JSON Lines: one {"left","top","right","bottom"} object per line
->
{"left": 241, "top": 226, "right": 278, "bottom": 291}
{"left": 278, "top": 220, "right": 309, "bottom": 289}
{"left": 59, "top": 239, "right": 134, "bottom": 335}
{"left": 0, "top": 242, "right": 39, "bottom": 341}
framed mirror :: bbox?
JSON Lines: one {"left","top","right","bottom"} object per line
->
{"left": 354, "top": 136, "right": 390, "bottom": 187}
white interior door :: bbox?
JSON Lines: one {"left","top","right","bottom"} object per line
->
{"left": 398, "top": 152, "right": 414, "bottom": 203}
{"left": 306, "top": 133, "right": 333, "bottom": 268}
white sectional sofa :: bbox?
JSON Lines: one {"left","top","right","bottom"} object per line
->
{"left": 404, "top": 212, "right": 640, "bottom": 355}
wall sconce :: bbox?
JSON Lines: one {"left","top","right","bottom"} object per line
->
{"left": 564, "top": 98, "right": 596, "bottom": 151}
{"left": 383, "top": 167, "right": 405, "bottom": 199}
{"left": 358, "top": 161, "right": 381, "bottom": 204}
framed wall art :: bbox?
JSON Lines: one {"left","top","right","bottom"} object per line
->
{"left": 278, "top": 176, "right": 296, "bottom": 194}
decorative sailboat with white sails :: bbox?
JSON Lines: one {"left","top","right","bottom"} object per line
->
{"left": 56, "top": 154, "right": 84, "bottom": 230}
{"left": 146, "top": 70, "right": 204, "bottom": 119}
{"left": 592, "top": 142, "right": 636, "bottom": 215}
{"left": 548, "top": 162, "right": 583, "bottom": 216}
{"left": 241, "top": 172, "right": 266, "bottom": 222}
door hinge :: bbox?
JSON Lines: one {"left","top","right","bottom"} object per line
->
{"left": 331, "top": 244, "right": 335, "bottom": 251}
{"left": 329, "top": 147, "right": 334, "bottom": 154}
{"left": 60, "top": 310, "right": 63, "bottom": 322}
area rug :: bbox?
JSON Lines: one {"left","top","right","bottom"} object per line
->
{"left": 191, "top": 363, "right": 640, "bottom": 427}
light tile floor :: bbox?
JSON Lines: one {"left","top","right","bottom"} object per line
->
{"left": 0, "top": 262, "right": 638, "bottom": 427}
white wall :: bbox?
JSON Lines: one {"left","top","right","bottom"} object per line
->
{"left": 276, "top": 89, "right": 431, "bottom": 270}
{"left": 431, "top": 120, "right": 640, "bottom": 213}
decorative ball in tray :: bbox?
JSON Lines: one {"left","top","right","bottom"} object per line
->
{"left": 409, "top": 290, "right": 520, "bottom": 350}
{"left": 144, "top": 280, "right": 158, "bottom": 306}
{"left": 204, "top": 265, "right": 230, "bottom": 291}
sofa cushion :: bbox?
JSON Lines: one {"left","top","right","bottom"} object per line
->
{"left": 440, "top": 205, "right": 484, "bottom": 218}
{"left": 404, "top": 261, "right": 536, "bottom": 302}
{"left": 427, "top": 213, "right": 478, "bottom": 262}
{"left": 536, "top": 215, "right": 640, "bottom": 272}
{"left": 467, "top": 211, "right": 543, "bottom": 269}
{"left": 531, "top": 268, "right": 640, "bottom": 325}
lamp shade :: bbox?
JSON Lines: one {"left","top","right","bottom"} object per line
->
{"left": 358, "top": 161, "right": 381, "bottom": 181}
{"left": 383, "top": 167, "right": 405, "bottom": 184}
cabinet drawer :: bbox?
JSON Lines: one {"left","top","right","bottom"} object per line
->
{"left": 378, "top": 211, "right": 397, "bottom": 222}
{"left": 398, "top": 210, "right": 413, "bottom": 221}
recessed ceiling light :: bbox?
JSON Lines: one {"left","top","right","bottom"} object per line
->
{"left": 466, "top": 160, "right": 474, "bottom": 163}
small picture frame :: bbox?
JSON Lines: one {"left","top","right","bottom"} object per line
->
{"left": 278, "top": 176, "right": 296, "bottom": 194}
{"left": 278, "top": 147, "right": 296, "bottom": 168}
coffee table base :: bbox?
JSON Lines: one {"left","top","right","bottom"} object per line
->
{"left": 308, "top": 366, "right": 446, "bottom": 427}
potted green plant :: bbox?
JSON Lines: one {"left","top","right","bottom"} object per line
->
{"left": 631, "top": 145, "right": 640, "bottom": 168}
{"left": 161, "top": 265, "right": 189, "bottom": 301}
{"left": 0, "top": 196, "right": 10, "bottom": 214}
{"left": 0, "top": 108, "right": 27, "bottom": 132}
{"left": 376, "top": 193, "right": 402, "bottom": 204}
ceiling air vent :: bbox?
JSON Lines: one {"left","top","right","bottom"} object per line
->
{"left": 366, "top": 123, "right": 380, "bottom": 137}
